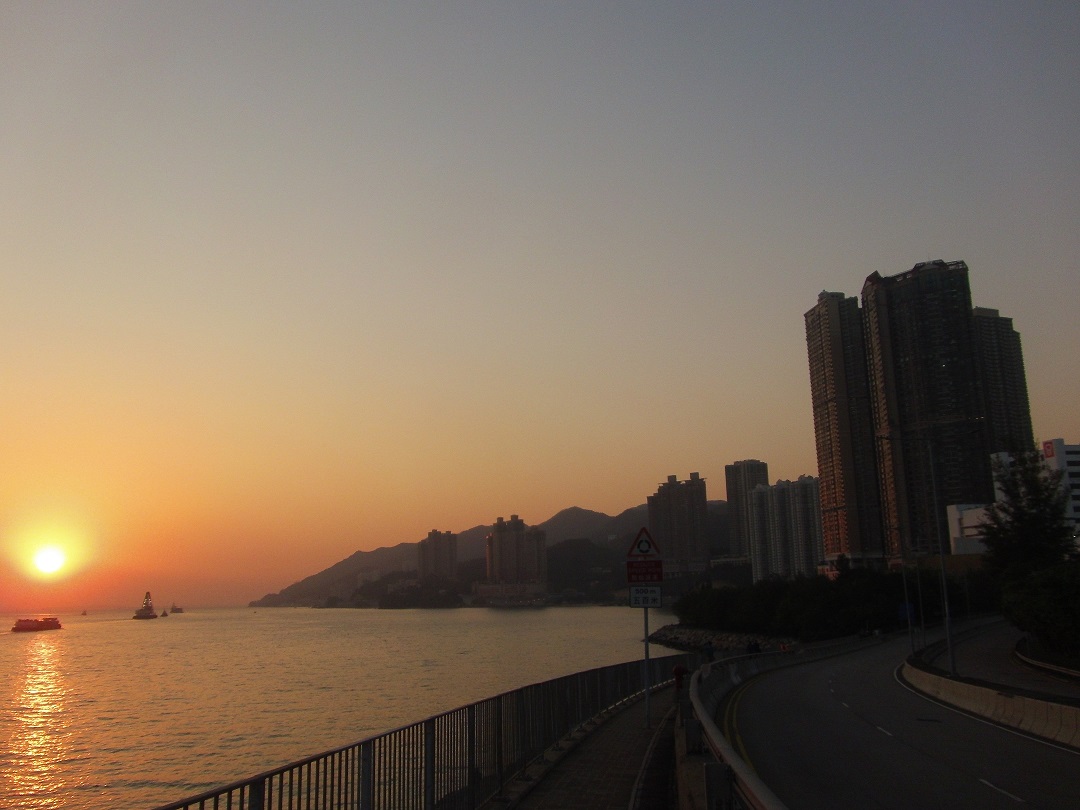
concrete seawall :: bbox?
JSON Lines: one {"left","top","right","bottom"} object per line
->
{"left": 901, "top": 660, "right": 1080, "bottom": 748}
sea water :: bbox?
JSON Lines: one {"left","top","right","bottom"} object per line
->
{"left": 0, "top": 606, "right": 665, "bottom": 810}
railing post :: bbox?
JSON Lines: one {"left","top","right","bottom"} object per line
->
{"left": 424, "top": 718, "right": 436, "bottom": 809}
{"left": 466, "top": 704, "right": 477, "bottom": 810}
{"left": 358, "top": 740, "right": 374, "bottom": 810}
{"left": 245, "top": 778, "right": 265, "bottom": 810}
{"left": 495, "top": 696, "right": 505, "bottom": 792}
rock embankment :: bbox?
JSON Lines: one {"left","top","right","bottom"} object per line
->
{"left": 649, "top": 624, "right": 794, "bottom": 655}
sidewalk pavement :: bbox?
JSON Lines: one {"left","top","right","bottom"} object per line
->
{"left": 930, "top": 619, "right": 1080, "bottom": 702}
{"left": 490, "top": 692, "right": 679, "bottom": 810}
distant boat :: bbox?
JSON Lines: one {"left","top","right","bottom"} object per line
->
{"left": 170, "top": 604, "right": 184, "bottom": 614}
{"left": 161, "top": 609, "right": 169, "bottom": 617}
{"left": 132, "top": 591, "right": 159, "bottom": 620}
{"left": 12, "top": 617, "right": 62, "bottom": 632}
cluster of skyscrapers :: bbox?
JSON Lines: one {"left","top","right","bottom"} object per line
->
{"left": 420, "top": 260, "right": 1067, "bottom": 596}
{"left": 805, "top": 259, "right": 1035, "bottom": 569}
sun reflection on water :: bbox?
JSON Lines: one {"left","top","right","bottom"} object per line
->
{"left": 2, "top": 635, "right": 71, "bottom": 810}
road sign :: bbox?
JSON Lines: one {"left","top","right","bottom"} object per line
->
{"left": 626, "top": 559, "right": 663, "bottom": 583}
{"left": 626, "top": 527, "right": 661, "bottom": 558}
{"left": 629, "top": 585, "right": 661, "bottom": 608}
{"left": 626, "top": 527, "right": 663, "bottom": 583}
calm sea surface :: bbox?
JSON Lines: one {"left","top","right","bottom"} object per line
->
{"left": 1, "top": 606, "right": 669, "bottom": 810}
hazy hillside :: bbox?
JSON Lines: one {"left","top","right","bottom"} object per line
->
{"left": 250, "top": 501, "right": 727, "bottom": 607}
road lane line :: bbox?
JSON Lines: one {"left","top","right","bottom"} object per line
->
{"left": 979, "top": 778, "right": 1025, "bottom": 802}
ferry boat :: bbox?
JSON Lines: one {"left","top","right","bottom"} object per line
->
{"left": 11, "top": 617, "right": 62, "bottom": 632}
{"left": 133, "top": 591, "right": 158, "bottom": 620}
{"left": 170, "top": 604, "right": 184, "bottom": 614}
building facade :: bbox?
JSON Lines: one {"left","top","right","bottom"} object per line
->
{"left": 862, "top": 260, "right": 996, "bottom": 558}
{"left": 646, "top": 473, "right": 709, "bottom": 591}
{"left": 749, "top": 476, "right": 823, "bottom": 582}
{"left": 483, "top": 515, "right": 547, "bottom": 598}
{"left": 1041, "top": 439, "right": 1080, "bottom": 541}
{"left": 973, "top": 307, "right": 1035, "bottom": 454}
{"left": 805, "top": 260, "right": 1034, "bottom": 566}
{"left": 418, "top": 530, "right": 458, "bottom": 583}
{"left": 804, "top": 291, "right": 884, "bottom": 567}
{"left": 725, "top": 460, "right": 769, "bottom": 560}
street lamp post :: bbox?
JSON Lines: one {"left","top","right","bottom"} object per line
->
{"left": 925, "top": 443, "right": 957, "bottom": 677}
{"left": 878, "top": 430, "right": 958, "bottom": 675}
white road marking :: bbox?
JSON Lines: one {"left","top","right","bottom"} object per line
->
{"left": 979, "top": 778, "right": 1024, "bottom": 802}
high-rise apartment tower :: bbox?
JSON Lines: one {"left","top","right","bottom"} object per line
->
{"left": 862, "top": 261, "right": 995, "bottom": 557}
{"left": 804, "top": 291, "right": 884, "bottom": 566}
{"left": 973, "top": 307, "right": 1035, "bottom": 454}
{"left": 806, "top": 261, "right": 1034, "bottom": 565}
{"left": 418, "top": 530, "right": 458, "bottom": 583}
{"left": 646, "top": 473, "right": 709, "bottom": 590}
{"left": 725, "top": 460, "right": 769, "bottom": 559}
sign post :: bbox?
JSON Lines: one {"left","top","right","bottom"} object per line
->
{"left": 626, "top": 527, "right": 662, "bottom": 728}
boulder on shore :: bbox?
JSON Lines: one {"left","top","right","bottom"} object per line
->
{"left": 649, "top": 624, "right": 794, "bottom": 655}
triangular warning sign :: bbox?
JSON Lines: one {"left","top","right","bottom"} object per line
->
{"left": 626, "top": 526, "right": 661, "bottom": 558}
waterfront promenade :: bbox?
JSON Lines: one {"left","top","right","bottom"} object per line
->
{"left": 489, "top": 620, "right": 1080, "bottom": 810}
{"left": 489, "top": 688, "right": 680, "bottom": 809}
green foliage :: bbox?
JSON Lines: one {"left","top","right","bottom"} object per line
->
{"left": 1001, "top": 563, "right": 1080, "bottom": 658}
{"left": 980, "top": 449, "right": 1072, "bottom": 588}
{"left": 672, "top": 568, "right": 917, "bottom": 642}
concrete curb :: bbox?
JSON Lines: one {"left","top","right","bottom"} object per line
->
{"left": 900, "top": 661, "right": 1080, "bottom": 749}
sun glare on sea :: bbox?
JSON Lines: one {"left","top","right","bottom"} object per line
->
{"left": 34, "top": 546, "right": 66, "bottom": 575}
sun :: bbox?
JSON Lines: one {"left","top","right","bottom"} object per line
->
{"left": 33, "top": 546, "right": 67, "bottom": 575}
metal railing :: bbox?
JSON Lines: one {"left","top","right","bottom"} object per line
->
{"left": 152, "top": 653, "right": 692, "bottom": 810}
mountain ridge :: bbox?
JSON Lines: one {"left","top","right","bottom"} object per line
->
{"left": 250, "top": 501, "right": 727, "bottom": 607}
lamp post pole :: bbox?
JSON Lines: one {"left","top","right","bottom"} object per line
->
{"left": 899, "top": 555, "right": 915, "bottom": 655}
{"left": 925, "top": 441, "right": 957, "bottom": 676}
{"left": 879, "top": 430, "right": 957, "bottom": 673}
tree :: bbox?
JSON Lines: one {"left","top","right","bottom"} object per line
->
{"left": 979, "top": 449, "right": 1072, "bottom": 588}
{"left": 1001, "top": 563, "right": 1080, "bottom": 660}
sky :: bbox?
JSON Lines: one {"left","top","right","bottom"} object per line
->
{"left": 3, "top": 2, "right": 1079, "bottom": 611}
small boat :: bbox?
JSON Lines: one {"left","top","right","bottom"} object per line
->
{"left": 161, "top": 609, "right": 168, "bottom": 617}
{"left": 11, "top": 617, "right": 62, "bottom": 632}
{"left": 170, "top": 604, "right": 184, "bottom": 614}
{"left": 132, "top": 591, "right": 159, "bottom": 620}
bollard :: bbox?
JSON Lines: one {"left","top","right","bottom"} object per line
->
{"left": 704, "top": 761, "right": 734, "bottom": 810}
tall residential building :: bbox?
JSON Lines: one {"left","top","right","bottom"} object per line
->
{"left": 725, "top": 460, "right": 769, "bottom": 559}
{"left": 749, "top": 476, "right": 823, "bottom": 582}
{"left": 973, "top": 307, "right": 1035, "bottom": 454}
{"left": 806, "top": 260, "right": 1033, "bottom": 565}
{"left": 485, "top": 515, "right": 547, "bottom": 590}
{"left": 646, "top": 473, "right": 709, "bottom": 590}
{"left": 804, "top": 291, "right": 884, "bottom": 566}
{"left": 418, "top": 530, "right": 458, "bottom": 582}
{"left": 862, "top": 260, "right": 996, "bottom": 557}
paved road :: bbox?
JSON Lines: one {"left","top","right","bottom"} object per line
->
{"left": 725, "top": 633, "right": 1080, "bottom": 809}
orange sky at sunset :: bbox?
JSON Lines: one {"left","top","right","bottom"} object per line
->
{"left": 4, "top": 4, "right": 1079, "bottom": 612}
